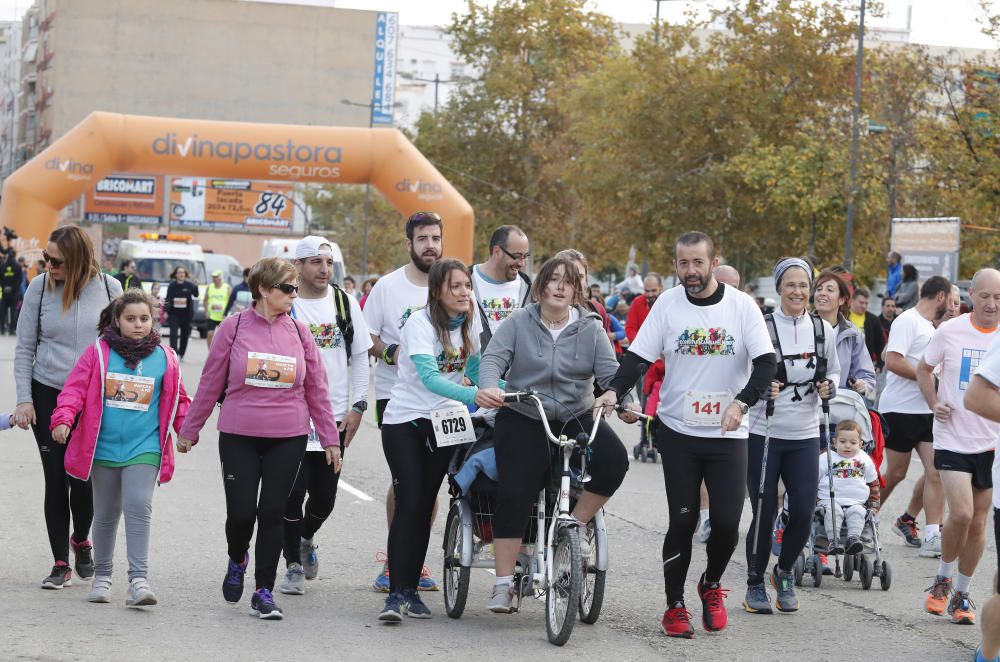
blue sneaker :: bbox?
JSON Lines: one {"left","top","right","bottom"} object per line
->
{"left": 977, "top": 646, "right": 1000, "bottom": 662}
{"left": 418, "top": 564, "right": 439, "bottom": 591}
{"left": 373, "top": 556, "right": 391, "bottom": 593}
{"left": 379, "top": 592, "right": 405, "bottom": 623}
{"left": 403, "top": 589, "right": 432, "bottom": 619}
{"left": 223, "top": 554, "right": 248, "bottom": 604}
{"left": 249, "top": 588, "right": 283, "bottom": 620}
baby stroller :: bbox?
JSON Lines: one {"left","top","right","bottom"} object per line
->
{"left": 632, "top": 361, "right": 660, "bottom": 463}
{"left": 795, "top": 390, "right": 891, "bottom": 591}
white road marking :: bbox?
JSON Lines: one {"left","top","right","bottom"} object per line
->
{"left": 339, "top": 480, "right": 374, "bottom": 501}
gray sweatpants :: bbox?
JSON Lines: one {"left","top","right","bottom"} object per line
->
{"left": 91, "top": 463, "right": 157, "bottom": 581}
{"left": 824, "top": 503, "right": 867, "bottom": 542}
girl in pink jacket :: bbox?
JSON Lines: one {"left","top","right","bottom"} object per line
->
{"left": 51, "top": 289, "right": 190, "bottom": 607}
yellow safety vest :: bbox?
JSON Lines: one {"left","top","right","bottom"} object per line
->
{"left": 206, "top": 282, "right": 230, "bottom": 322}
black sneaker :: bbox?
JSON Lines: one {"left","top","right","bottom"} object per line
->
{"left": 249, "top": 588, "right": 283, "bottom": 620}
{"left": 770, "top": 565, "right": 799, "bottom": 612}
{"left": 403, "top": 589, "right": 432, "bottom": 619}
{"left": 71, "top": 538, "right": 95, "bottom": 580}
{"left": 223, "top": 554, "right": 249, "bottom": 604}
{"left": 379, "top": 592, "right": 405, "bottom": 623}
{"left": 845, "top": 535, "right": 864, "bottom": 555}
{"left": 41, "top": 562, "right": 72, "bottom": 589}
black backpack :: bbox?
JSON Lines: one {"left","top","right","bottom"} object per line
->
{"left": 764, "top": 311, "right": 828, "bottom": 402}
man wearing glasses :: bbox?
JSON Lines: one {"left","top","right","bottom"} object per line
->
{"left": 471, "top": 225, "right": 531, "bottom": 350}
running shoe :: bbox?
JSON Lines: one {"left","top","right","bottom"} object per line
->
{"left": 488, "top": 582, "right": 516, "bottom": 614}
{"left": 919, "top": 532, "right": 942, "bottom": 559}
{"left": 126, "top": 578, "right": 158, "bottom": 607}
{"left": 697, "top": 573, "right": 729, "bottom": 631}
{"left": 924, "top": 575, "right": 952, "bottom": 615}
{"left": 223, "top": 553, "right": 249, "bottom": 604}
{"left": 893, "top": 515, "right": 921, "bottom": 548}
{"left": 249, "top": 588, "right": 283, "bottom": 620}
{"left": 418, "top": 564, "right": 439, "bottom": 591}
{"left": 403, "top": 589, "right": 432, "bottom": 619}
{"left": 770, "top": 565, "right": 799, "bottom": 612}
{"left": 845, "top": 535, "right": 864, "bottom": 556}
{"left": 743, "top": 582, "right": 772, "bottom": 614}
{"left": 976, "top": 646, "right": 1000, "bottom": 662}
{"left": 697, "top": 518, "right": 712, "bottom": 544}
{"left": 661, "top": 601, "right": 695, "bottom": 638}
{"left": 279, "top": 563, "right": 305, "bottom": 595}
{"left": 373, "top": 552, "right": 391, "bottom": 593}
{"left": 41, "top": 562, "right": 72, "bottom": 589}
{"left": 71, "top": 538, "right": 95, "bottom": 580}
{"left": 948, "top": 591, "right": 976, "bottom": 625}
{"left": 87, "top": 576, "right": 112, "bottom": 603}
{"left": 300, "top": 538, "right": 319, "bottom": 580}
{"left": 379, "top": 592, "right": 405, "bottom": 623}
{"left": 819, "top": 553, "right": 833, "bottom": 576}
{"left": 771, "top": 517, "right": 786, "bottom": 557}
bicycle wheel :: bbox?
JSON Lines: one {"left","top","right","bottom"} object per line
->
{"left": 578, "top": 520, "right": 605, "bottom": 624}
{"left": 546, "top": 524, "right": 582, "bottom": 646}
{"left": 442, "top": 504, "right": 470, "bottom": 619}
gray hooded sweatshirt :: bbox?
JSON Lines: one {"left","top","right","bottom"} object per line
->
{"left": 479, "top": 303, "right": 619, "bottom": 420}
{"left": 15, "top": 273, "right": 122, "bottom": 404}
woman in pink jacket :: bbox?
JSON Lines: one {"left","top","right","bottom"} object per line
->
{"left": 51, "top": 289, "right": 190, "bottom": 607}
{"left": 177, "top": 257, "right": 340, "bottom": 621}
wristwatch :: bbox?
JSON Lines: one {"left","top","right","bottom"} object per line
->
{"left": 732, "top": 399, "right": 750, "bottom": 415}
{"left": 351, "top": 400, "right": 368, "bottom": 415}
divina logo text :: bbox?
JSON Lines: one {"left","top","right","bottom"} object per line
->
{"left": 396, "top": 177, "right": 443, "bottom": 200}
{"left": 152, "top": 133, "right": 343, "bottom": 179}
{"left": 45, "top": 156, "right": 94, "bottom": 180}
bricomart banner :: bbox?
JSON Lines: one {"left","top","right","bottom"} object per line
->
{"left": 84, "top": 173, "right": 164, "bottom": 225}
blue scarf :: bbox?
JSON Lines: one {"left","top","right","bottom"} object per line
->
{"left": 447, "top": 313, "right": 467, "bottom": 330}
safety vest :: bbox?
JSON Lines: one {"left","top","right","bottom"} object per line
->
{"left": 206, "top": 282, "right": 230, "bottom": 322}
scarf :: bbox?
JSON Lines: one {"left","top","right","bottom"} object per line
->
{"left": 102, "top": 325, "right": 162, "bottom": 370}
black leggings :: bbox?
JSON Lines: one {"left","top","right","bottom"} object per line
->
{"left": 745, "top": 435, "right": 819, "bottom": 583}
{"left": 219, "top": 432, "right": 306, "bottom": 591}
{"left": 168, "top": 314, "right": 192, "bottom": 357}
{"left": 656, "top": 426, "right": 747, "bottom": 604}
{"left": 492, "top": 407, "right": 629, "bottom": 539}
{"left": 31, "top": 380, "right": 93, "bottom": 564}
{"left": 381, "top": 419, "right": 452, "bottom": 593}
{"left": 282, "top": 449, "right": 342, "bottom": 565}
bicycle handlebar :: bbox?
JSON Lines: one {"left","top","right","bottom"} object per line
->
{"left": 500, "top": 391, "right": 650, "bottom": 449}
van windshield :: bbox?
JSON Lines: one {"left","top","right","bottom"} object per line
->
{"left": 137, "top": 259, "right": 207, "bottom": 284}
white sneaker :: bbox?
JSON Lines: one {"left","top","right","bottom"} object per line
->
{"left": 279, "top": 563, "right": 306, "bottom": 595}
{"left": 87, "top": 576, "right": 112, "bottom": 603}
{"left": 698, "top": 519, "right": 712, "bottom": 544}
{"left": 919, "top": 532, "right": 942, "bottom": 558}
{"left": 126, "top": 578, "right": 158, "bottom": 607}
{"left": 488, "top": 582, "right": 515, "bottom": 614}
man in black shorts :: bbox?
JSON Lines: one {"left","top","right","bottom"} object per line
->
{"left": 878, "top": 275, "right": 950, "bottom": 556}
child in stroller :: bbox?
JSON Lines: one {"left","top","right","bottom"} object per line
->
{"left": 816, "top": 420, "right": 880, "bottom": 556}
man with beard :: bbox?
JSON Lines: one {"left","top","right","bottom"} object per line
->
{"left": 625, "top": 272, "right": 663, "bottom": 342}
{"left": 878, "top": 276, "right": 952, "bottom": 557}
{"left": 601, "top": 231, "right": 776, "bottom": 638}
{"left": 471, "top": 225, "right": 531, "bottom": 349}
{"left": 363, "top": 212, "right": 443, "bottom": 593}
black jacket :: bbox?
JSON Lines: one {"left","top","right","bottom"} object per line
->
{"left": 165, "top": 280, "right": 198, "bottom": 319}
{"left": 862, "top": 311, "right": 886, "bottom": 369}
{"left": 114, "top": 272, "right": 143, "bottom": 291}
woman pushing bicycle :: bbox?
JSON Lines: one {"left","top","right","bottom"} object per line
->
{"left": 478, "top": 255, "right": 630, "bottom": 614}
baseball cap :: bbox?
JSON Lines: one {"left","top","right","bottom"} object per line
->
{"left": 295, "top": 235, "right": 333, "bottom": 260}
{"left": 211, "top": 269, "right": 223, "bottom": 277}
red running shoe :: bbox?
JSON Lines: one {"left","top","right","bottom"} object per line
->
{"left": 661, "top": 601, "right": 695, "bottom": 638}
{"left": 697, "top": 573, "right": 730, "bottom": 632}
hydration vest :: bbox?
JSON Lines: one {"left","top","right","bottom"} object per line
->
{"left": 764, "top": 312, "right": 828, "bottom": 402}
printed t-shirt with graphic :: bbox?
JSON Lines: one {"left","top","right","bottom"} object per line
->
{"left": 382, "top": 308, "right": 482, "bottom": 425}
{"left": 817, "top": 449, "right": 878, "bottom": 507}
{"left": 96, "top": 346, "right": 166, "bottom": 468}
{"left": 362, "top": 266, "right": 428, "bottom": 400}
{"left": 922, "top": 313, "right": 1000, "bottom": 454}
{"left": 879, "top": 307, "right": 936, "bottom": 414}
{"left": 294, "top": 288, "right": 372, "bottom": 451}
{"left": 628, "top": 283, "right": 773, "bottom": 439}
{"left": 472, "top": 265, "right": 524, "bottom": 335}
{"left": 972, "top": 332, "right": 1000, "bottom": 508}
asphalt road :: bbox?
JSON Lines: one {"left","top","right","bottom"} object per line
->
{"left": 1, "top": 336, "right": 990, "bottom": 661}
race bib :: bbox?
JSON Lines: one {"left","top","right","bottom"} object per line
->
{"left": 683, "top": 391, "right": 731, "bottom": 427}
{"left": 430, "top": 405, "right": 476, "bottom": 447}
{"left": 245, "top": 352, "right": 297, "bottom": 388}
{"left": 172, "top": 297, "right": 187, "bottom": 309}
{"left": 210, "top": 303, "right": 223, "bottom": 313}
{"left": 105, "top": 372, "right": 155, "bottom": 412}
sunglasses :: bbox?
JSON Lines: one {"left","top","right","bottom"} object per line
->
{"left": 43, "top": 251, "right": 64, "bottom": 267}
{"left": 273, "top": 283, "right": 299, "bottom": 295}
{"left": 500, "top": 246, "right": 530, "bottom": 262}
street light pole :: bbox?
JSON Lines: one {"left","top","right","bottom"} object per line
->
{"left": 844, "top": 0, "right": 866, "bottom": 270}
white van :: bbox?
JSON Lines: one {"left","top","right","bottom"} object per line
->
{"left": 261, "top": 238, "right": 346, "bottom": 286}
{"left": 117, "top": 234, "right": 209, "bottom": 334}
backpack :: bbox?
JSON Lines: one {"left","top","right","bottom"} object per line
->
{"left": 764, "top": 311, "right": 827, "bottom": 402}
{"left": 473, "top": 269, "right": 531, "bottom": 352}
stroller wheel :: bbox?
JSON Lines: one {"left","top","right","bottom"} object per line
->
{"left": 648, "top": 447, "right": 658, "bottom": 463}
{"left": 879, "top": 561, "right": 891, "bottom": 591}
{"left": 811, "top": 555, "right": 822, "bottom": 587}
{"left": 793, "top": 555, "right": 804, "bottom": 587}
{"left": 859, "top": 557, "right": 873, "bottom": 590}
{"left": 842, "top": 555, "right": 854, "bottom": 582}
{"left": 632, "top": 444, "right": 641, "bottom": 461}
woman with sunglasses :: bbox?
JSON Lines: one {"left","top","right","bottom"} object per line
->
{"left": 177, "top": 257, "right": 339, "bottom": 621}
{"left": 14, "top": 226, "right": 123, "bottom": 588}
{"left": 165, "top": 266, "right": 198, "bottom": 360}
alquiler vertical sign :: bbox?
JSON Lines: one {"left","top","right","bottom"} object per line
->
{"left": 372, "top": 12, "right": 399, "bottom": 125}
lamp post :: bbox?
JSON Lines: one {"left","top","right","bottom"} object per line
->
{"left": 844, "top": 0, "right": 866, "bottom": 270}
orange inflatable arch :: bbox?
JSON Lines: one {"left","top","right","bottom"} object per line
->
{"left": 0, "top": 111, "right": 474, "bottom": 262}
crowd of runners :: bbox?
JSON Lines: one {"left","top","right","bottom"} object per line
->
{"left": 7, "top": 219, "right": 1000, "bottom": 660}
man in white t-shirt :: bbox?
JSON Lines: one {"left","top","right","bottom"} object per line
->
{"left": 964, "top": 330, "right": 1000, "bottom": 662}
{"left": 917, "top": 269, "right": 1000, "bottom": 625}
{"left": 278, "top": 236, "right": 373, "bottom": 596}
{"left": 878, "top": 275, "right": 951, "bottom": 556}
{"left": 601, "top": 232, "right": 777, "bottom": 639}
{"left": 471, "top": 225, "right": 531, "bottom": 350}
{"left": 363, "top": 211, "right": 442, "bottom": 593}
